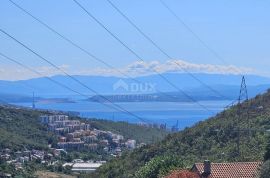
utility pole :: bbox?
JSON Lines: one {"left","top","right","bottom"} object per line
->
{"left": 32, "top": 92, "right": 35, "bottom": 109}
{"left": 236, "top": 76, "right": 249, "bottom": 156}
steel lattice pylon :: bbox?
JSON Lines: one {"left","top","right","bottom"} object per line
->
{"left": 238, "top": 76, "right": 249, "bottom": 103}
{"left": 236, "top": 76, "right": 250, "bottom": 157}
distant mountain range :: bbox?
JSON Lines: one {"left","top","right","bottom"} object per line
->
{"left": 88, "top": 84, "right": 270, "bottom": 102}
{"left": 0, "top": 73, "right": 269, "bottom": 102}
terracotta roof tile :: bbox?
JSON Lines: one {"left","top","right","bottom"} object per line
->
{"left": 194, "top": 162, "right": 262, "bottom": 178}
{"left": 166, "top": 170, "right": 200, "bottom": 178}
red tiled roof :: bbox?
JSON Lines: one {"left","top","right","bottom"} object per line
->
{"left": 193, "top": 162, "right": 262, "bottom": 178}
{"left": 166, "top": 170, "right": 200, "bottom": 178}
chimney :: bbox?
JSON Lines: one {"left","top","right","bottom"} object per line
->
{"left": 202, "top": 160, "right": 211, "bottom": 177}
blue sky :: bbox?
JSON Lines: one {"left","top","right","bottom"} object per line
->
{"left": 0, "top": 0, "right": 269, "bottom": 80}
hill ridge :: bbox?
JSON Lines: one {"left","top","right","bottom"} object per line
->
{"left": 89, "top": 89, "right": 270, "bottom": 178}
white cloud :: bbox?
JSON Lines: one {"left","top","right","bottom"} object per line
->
{"left": 0, "top": 59, "right": 259, "bottom": 81}
{"left": 120, "top": 60, "right": 255, "bottom": 76}
{"left": 0, "top": 64, "right": 70, "bottom": 81}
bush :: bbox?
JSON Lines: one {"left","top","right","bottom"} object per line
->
{"left": 135, "top": 155, "right": 184, "bottom": 178}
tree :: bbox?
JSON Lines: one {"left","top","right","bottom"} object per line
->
{"left": 135, "top": 155, "right": 184, "bottom": 178}
{"left": 260, "top": 160, "right": 270, "bottom": 178}
{"left": 261, "top": 138, "right": 270, "bottom": 178}
{"left": 264, "top": 137, "right": 270, "bottom": 161}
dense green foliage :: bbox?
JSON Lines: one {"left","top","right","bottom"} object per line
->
{"left": 90, "top": 90, "right": 270, "bottom": 178}
{"left": 260, "top": 160, "right": 270, "bottom": 178}
{"left": 135, "top": 155, "right": 184, "bottom": 178}
{"left": 260, "top": 138, "right": 270, "bottom": 178}
{"left": 0, "top": 106, "right": 56, "bottom": 150}
{"left": 263, "top": 137, "right": 270, "bottom": 161}
{"left": 0, "top": 159, "right": 46, "bottom": 178}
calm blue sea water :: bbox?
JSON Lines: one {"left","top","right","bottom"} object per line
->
{"left": 15, "top": 100, "right": 231, "bottom": 129}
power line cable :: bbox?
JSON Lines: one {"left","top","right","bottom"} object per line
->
{"left": 0, "top": 52, "right": 89, "bottom": 98}
{"left": 106, "top": 0, "right": 227, "bottom": 100}
{"left": 72, "top": 0, "right": 214, "bottom": 114}
{"left": 0, "top": 51, "right": 150, "bottom": 122}
{"left": 159, "top": 0, "right": 253, "bottom": 113}
{"left": 0, "top": 29, "right": 149, "bottom": 123}
{"left": 8, "top": 0, "right": 215, "bottom": 114}
{"left": 159, "top": 1, "right": 260, "bottom": 114}
{"left": 159, "top": 0, "right": 245, "bottom": 77}
{"left": 105, "top": 1, "right": 242, "bottom": 116}
{"left": 7, "top": 0, "right": 201, "bottom": 105}
{"left": 7, "top": 0, "right": 129, "bottom": 79}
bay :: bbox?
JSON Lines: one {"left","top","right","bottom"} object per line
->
{"left": 15, "top": 100, "right": 231, "bottom": 129}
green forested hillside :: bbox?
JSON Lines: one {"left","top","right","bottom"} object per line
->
{"left": 0, "top": 105, "right": 167, "bottom": 151}
{"left": 90, "top": 90, "right": 270, "bottom": 178}
{"left": 0, "top": 104, "right": 168, "bottom": 177}
{"left": 0, "top": 105, "right": 55, "bottom": 150}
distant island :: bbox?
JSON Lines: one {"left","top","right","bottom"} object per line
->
{"left": 37, "top": 98, "right": 75, "bottom": 104}
{"left": 87, "top": 92, "right": 227, "bottom": 103}
{"left": 0, "top": 93, "right": 75, "bottom": 104}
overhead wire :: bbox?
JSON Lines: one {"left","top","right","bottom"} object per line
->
{"left": 72, "top": 0, "right": 214, "bottom": 114}
{"left": 0, "top": 29, "right": 149, "bottom": 123}
{"left": 7, "top": 0, "right": 210, "bottom": 106}
{"left": 158, "top": 0, "right": 248, "bottom": 78}
{"left": 105, "top": 0, "right": 227, "bottom": 100}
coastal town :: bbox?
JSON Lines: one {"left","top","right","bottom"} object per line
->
{"left": 1, "top": 0, "right": 270, "bottom": 177}
{"left": 0, "top": 114, "right": 140, "bottom": 175}
{"left": 40, "top": 114, "right": 138, "bottom": 153}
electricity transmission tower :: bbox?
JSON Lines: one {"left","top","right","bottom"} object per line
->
{"left": 238, "top": 76, "right": 249, "bottom": 103}
{"left": 236, "top": 76, "right": 250, "bottom": 156}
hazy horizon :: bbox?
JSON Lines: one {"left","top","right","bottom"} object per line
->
{"left": 1, "top": 0, "right": 270, "bottom": 80}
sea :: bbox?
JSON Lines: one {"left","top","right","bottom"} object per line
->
{"left": 14, "top": 100, "right": 231, "bottom": 130}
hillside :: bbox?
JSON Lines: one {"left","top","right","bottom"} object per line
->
{"left": 0, "top": 105, "right": 167, "bottom": 150}
{"left": 0, "top": 105, "right": 55, "bottom": 150}
{"left": 89, "top": 89, "right": 270, "bottom": 178}
{"left": 87, "top": 119, "right": 167, "bottom": 144}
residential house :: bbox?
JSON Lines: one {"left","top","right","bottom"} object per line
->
{"left": 40, "top": 115, "right": 68, "bottom": 124}
{"left": 84, "top": 144, "right": 98, "bottom": 151}
{"left": 165, "top": 170, "right": 200, "bottom": 178}
{"left": 191, "top": 160, "right": 262, "bottom": 178}
{"left": 125, "top": 139, "right": 136, "bottom": 149}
